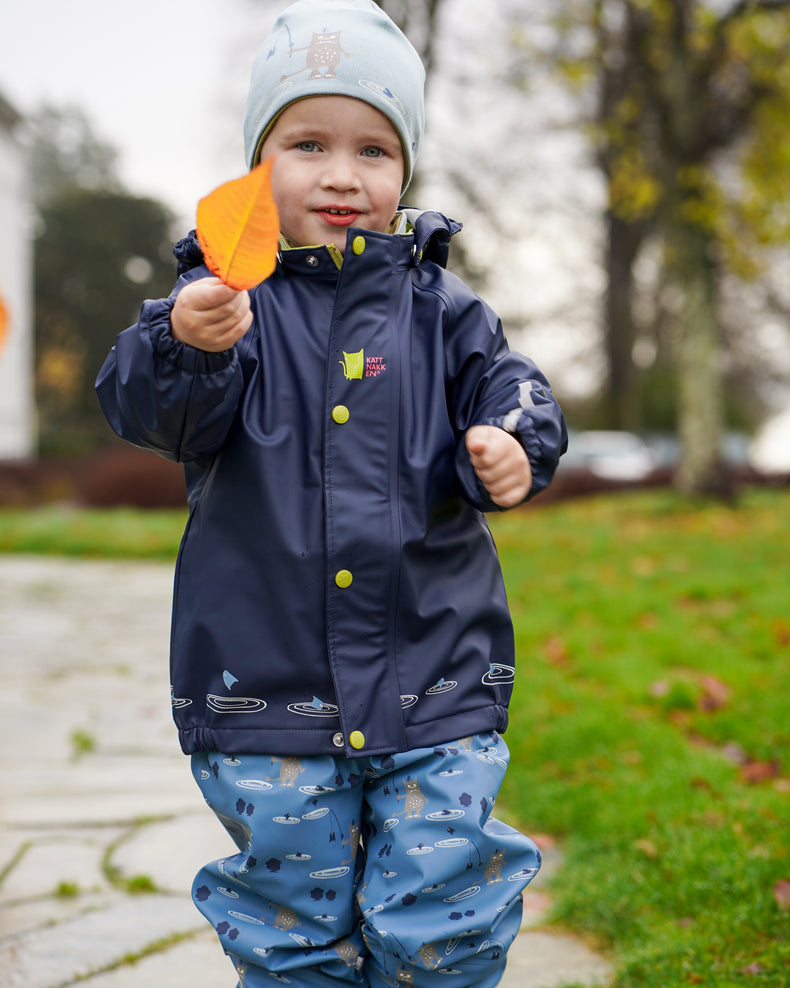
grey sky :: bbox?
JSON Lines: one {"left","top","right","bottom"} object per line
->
{"left": 0, "top": 0, "right": 258, "bottom": 224}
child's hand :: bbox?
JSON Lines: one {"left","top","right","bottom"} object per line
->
{"left": 465, "top": 425, "right": 532, "bottom": 507}
{"left": 171, "top": 278, "right": 253, "bottom": 352}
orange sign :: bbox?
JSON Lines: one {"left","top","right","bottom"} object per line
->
{"left": 0, "top": 289, "right": 8, "bottom": 354}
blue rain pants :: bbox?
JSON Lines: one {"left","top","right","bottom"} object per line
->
{"left": 191, "top": 731, "right": 540, "bottom": 988}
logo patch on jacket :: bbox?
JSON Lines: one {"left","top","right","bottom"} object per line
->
{"left": 339, "top": 348, "right": 387, "bottom": 380}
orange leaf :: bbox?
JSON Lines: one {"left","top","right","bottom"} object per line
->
{"left": 196, "top": 159, "right": 280, "bottom": 291}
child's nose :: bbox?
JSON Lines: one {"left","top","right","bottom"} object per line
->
{"left": 321, "top": 152, "right": 359, "bottom": 192}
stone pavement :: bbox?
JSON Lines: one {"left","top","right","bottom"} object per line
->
{"left": 0, "top": 555, "right": 612, "bottom": 988}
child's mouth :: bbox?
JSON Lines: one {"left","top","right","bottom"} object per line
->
{"left": 317, "top": 208, "right": 360, "bottom": 227}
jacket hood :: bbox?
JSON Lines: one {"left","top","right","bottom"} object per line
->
{"left": 174, "top": 209, "right": 463, "bottom": 279}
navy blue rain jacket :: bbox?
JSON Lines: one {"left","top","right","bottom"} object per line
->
{"left": 96, "top": 210, "right": 567, "bottom": 758}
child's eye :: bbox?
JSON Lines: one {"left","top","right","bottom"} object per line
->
{"left": 296, "top": 141, "right": 320, "bottom": 153}
{"left": 362, "top": 146, "right": 385, "bottom": 159}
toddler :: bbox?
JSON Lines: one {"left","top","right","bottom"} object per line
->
{"left": 96, "top": 2, "right": 567, "bottom": 985}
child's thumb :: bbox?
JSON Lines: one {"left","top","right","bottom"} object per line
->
{"left": 465, "top": 426, "right": 489, "bottom": 456}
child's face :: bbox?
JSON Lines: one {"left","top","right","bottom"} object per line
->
{"left": 259, "top": 95, "right": 405, "bottom": 253}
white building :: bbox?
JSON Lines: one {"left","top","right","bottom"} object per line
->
{"left": 0, "top": 90, "right": 35, "bottom": 459}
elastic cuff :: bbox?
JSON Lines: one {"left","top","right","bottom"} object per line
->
{"left": 142, "top": 297, "right": 238, "bottom": 375}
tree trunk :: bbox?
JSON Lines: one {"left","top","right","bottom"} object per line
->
{"left": 602, "top": 211, "right": 644, "bottom": 430}
{"left": 669, "top": 220, "right": 732, "bottom": 497}
{"left": 649, "top": 3, "right": 731, "bottom": 498}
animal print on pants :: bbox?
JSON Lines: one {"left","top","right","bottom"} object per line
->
{"left": 191, "top": 732, "right": 540, "bottom": 987}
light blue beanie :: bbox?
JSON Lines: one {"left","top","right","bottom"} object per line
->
{"left": 243, "top": 0, "right": 426, "bottom": 191}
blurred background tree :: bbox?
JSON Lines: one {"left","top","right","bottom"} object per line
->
{"left": 376, "top": 0, "right": 443, "bottom": 77}
{"left": 547, "top": 0, "right": 790, "bottom": 495}
{"left": 379, "top": 0, "right": 790, "bottom": 496}
{"left": 28, "top": 106, "right": 176, "bottom": 453}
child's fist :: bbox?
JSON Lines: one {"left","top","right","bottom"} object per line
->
{"left": 465, "top": 425, "right": 532, "bottom": 507}
{"left": 171, "top": 277, "right": 253, "bottom": 352}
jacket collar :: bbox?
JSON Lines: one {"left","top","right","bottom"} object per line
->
{"left": 406, "top": 209, "right": 463, "bottom": 269}
{"left": 173, "top": 209, "right": 463, "bottom": 280}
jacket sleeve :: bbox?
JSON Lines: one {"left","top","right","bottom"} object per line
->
{"left": 95, "top": 278, "right": 246, "bottom": 463}
{"left": 440, "top": 276, "right": 568, "bottom": 511}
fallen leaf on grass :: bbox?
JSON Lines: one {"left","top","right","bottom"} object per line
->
{"left": 698, "top": 675, "right": 730, "bottom": 711}
{"left": 740, "top": 759, "right": 782, "bottom": 785}
{"left": 196, "top": 159, "right": 280, "bottom": 290}
{"left": 633, "top": 838, "right": 659, "bottom": 858}
{"left": 772, "top": 618, "right": 790, "bottom": 648}
{"left": 543, "top": 636, "right": 570, "bottom": 666}
{"left": 636, "top": 611, "right": 658, "bottom": 629}
{"left": 773, "top": 879, "right": 790, "bottom": 911}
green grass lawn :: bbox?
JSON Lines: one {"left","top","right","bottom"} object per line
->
{"left": 1, "top": 488, "right": 788, "bottom": 985}
{"left": 493, "top": 488, "right": 790, "bottom": 987}
{"left": 0, "top": 505, "right": 186, "bottom": 559}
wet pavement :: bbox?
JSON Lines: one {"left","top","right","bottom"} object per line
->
{"left": 0, "top": 555, "right": 612, "bottom": 988}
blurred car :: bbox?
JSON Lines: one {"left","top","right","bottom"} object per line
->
{"left": 548, "top": 429, "right": 766, "bottom": 502}
{"left": 643, "top": 431, "right": 752, "bottom": 470}
{"left": 749, "top": 408, "right": 790, "bottom": 475}
{"left": 561, "top": 430, "right": 656, "bottom": 482}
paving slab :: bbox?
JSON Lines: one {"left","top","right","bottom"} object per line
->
{"left": 0, "top": 833, "right": 110, "bottom": 900}
{"left": 0, "top": 891, "right": 120, "bottom": 943}
{"left": 74, "top": 930, "right": 230, "bottom": 988}
{"left": 3, "top": 762, "right": 196, "bottom": 829}
{"left": 110, "top": 810, "right": 234, "bottom": 895}
{"left": 0, "top": 894, "right": 203, "bottom": 988}
{"left": 501, "top": 930, "right": 613, "bottom": 988}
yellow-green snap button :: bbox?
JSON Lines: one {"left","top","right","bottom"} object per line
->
{"left": 352, "top": 236, "right": 366, "bottom": 255}
{"left": 349, "top": 731, "right": 365, "bottom": 750}
{"left": 335, "top": 569, "right": 353, "bottom": 589}
{"left": 332, "top": 405, "right": 350, "bottom": 424}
